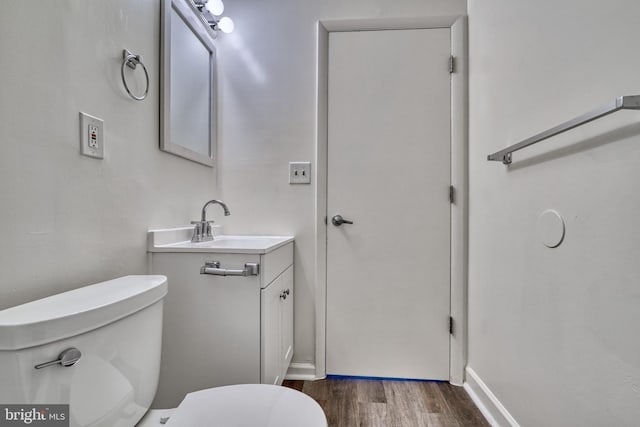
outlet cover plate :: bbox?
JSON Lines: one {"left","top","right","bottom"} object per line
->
{"left": 289, "top": 162, "right": 311, "bottom": 184}
{"left": 80, "top": 112, "right": 104, "bottom": 159}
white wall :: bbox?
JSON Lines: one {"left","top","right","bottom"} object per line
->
{"left": 216, "top": 0, "right": 466, "bottom": 366}
{"left": 11, "top": 1, "right": 638, "bottom": 421}
{"left": 468, "top": 0, "right": 640, "bottom": 425}
{"left": 0, "top": 0, "right": 466, "bottom": 372}
{"left": 0, "top": 1, "right": 218, "bottom": 308}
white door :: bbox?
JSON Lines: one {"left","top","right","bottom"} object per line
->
{"left": 326, "top": 28, "right": 451, "bottom": 380}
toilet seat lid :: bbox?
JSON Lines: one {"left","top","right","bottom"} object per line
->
{"left": 166, "top": 384, "right": 327, "bottom": 427}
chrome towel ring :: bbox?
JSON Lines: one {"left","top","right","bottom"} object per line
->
{"left": 121, "top": 49, "right": 149, "bottom": 101}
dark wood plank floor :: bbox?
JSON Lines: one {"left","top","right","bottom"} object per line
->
{"left": 283, "top": 378, "right": 490, "bottom": 427}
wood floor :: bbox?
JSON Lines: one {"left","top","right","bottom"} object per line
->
{"left": 283, "top": 378, "right": 490, "bottom": 427}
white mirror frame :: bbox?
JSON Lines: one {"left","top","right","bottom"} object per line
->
{"left": 160, "top": 0, "right": 217, "bottom": 167}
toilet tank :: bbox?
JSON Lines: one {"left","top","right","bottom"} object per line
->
{"left": 0, "top": 275, "right": 168, "bottom": 427}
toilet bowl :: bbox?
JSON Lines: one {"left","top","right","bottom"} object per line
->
{"left": 0, "top": 275, "right": 327, "bottom": 427}
{"left": 139, "top": 384, "right": 326, "bottom": 427}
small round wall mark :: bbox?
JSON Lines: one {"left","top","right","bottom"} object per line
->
{"left": 536, "top": 209, "right": 565, "bottom": 248}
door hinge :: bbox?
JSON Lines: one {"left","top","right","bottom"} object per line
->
{"left": 324, "top": 216, "right": 327, "bottom": 225}
{"left": 449, "top": 316, "right": 454, "bottom": 335}
{"left": 448, "top": 55, "right": 455, "bottom": 74}
{"left": 449, "top": 185, "right": 455, "bottom": 204}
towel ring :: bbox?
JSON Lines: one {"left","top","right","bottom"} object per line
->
{"left": 121, "top": 49, "right": 149, "bottom": 101}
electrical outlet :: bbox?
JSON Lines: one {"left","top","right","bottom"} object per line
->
{"left": 80, "top": 112, "right": 104, "bottom": 159}
{"left": 289, "top": 162, "right": 311, "bottom": 184}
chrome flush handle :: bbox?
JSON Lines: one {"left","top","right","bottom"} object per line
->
{"left": 35, "top": 347, "right": 82, "bottom": 370}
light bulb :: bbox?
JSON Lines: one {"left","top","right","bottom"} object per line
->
{"left": 205, "top": 0, "right": 224, "bottom": 16}
{"left": 218, "top": 16, "right": 234, "bottom": 34}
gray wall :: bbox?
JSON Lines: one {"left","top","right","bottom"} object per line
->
{"left": 468, "top": 0, "right": 640, "bottom": 425}
{"left": 0, "top": 1, "right": 218, "bottom": 307}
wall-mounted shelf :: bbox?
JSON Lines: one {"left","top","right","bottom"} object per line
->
{"left": 487, "top": 95, "right": 640, "bottom": 165}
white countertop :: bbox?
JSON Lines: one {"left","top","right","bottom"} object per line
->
{"left": 148, "top": 227, "right": 294, "bottom": 254}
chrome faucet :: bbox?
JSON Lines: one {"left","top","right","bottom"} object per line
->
{"left": 191, "top": 199, "right": 230, "bottom": 242}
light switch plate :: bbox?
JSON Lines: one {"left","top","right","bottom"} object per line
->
{"left": 289, "top": 162, "right": 311, "bottom": 184}
{"left": 80, "top": 112, "right": 104, "bottom": 159}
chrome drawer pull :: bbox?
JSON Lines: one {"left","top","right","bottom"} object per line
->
{"left": 200, "top": 261, "right": 260, "bottom": 277}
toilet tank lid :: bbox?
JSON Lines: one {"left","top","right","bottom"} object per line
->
{"left": 0, "top": 275, "right": 168, "bottom": 350}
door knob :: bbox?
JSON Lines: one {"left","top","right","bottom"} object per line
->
{"left": 331, "top": 215, "right": 354, "bottom": 226}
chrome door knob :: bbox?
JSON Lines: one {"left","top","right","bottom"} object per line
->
{"left": 331, "top": 215, "right": 354, "bottom": 226}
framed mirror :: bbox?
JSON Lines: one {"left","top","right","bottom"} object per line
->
{"left": 161, "top": 0, "right": 217, "bottom": 167}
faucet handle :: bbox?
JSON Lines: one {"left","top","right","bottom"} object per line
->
{"left": 190, "top": 221, "right": 204, "bottom": 242}
{"left": 190, "top": 220, "right": 216, "bottom": 242}
{"left": 194, "top": 220, "right": 215, "bottom": 227}
{"left": 204, "top": 221, "right": 216, "bottom": 236}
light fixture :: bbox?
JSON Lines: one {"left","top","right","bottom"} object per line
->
{"left": 217, "top": 16, "right": 234, "bottom": 34}
{"left": 205, "top": 0, "right": 224, "bottom": 15}
{"left": 192, "top": 0, "right": 234, "bottom": 35}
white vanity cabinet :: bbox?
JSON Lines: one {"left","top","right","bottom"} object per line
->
{"left": 261, "top": 264, "right": 294, "bottom": 385}
{"left": 147, "top": 229, "right": 294, "bottom": 408}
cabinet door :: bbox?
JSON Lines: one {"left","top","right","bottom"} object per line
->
{"left": 261, "top": 265, "right": 294, "bottom": 385}
{"left": 261, "top": 275, "right": 282, "bottom": 385}
{"left": 280, "top": 266, "right": 294, "bottom": 379}
{"left": 152, "top": 252, "right": 261, "bottom": 408}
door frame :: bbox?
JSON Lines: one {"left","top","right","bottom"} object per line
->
{"left": 314, "top": 16, "right": 468, "bottom": 385}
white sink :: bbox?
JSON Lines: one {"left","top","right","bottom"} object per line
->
{"left": 147, "top": 227, "right": 293, "bottom": 254}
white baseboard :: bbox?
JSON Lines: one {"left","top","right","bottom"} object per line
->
{"left": 285, "top": 362, "right": 318, "bottom": 381}
{"left": 464, "top": 367, "right": 520, "bottom": 427}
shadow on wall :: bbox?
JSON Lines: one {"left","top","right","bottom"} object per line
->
{"left": 505, "top": 121, "right": 640, "bottom": 171}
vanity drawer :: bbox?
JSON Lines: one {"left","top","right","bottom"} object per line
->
{"left": 260, "top": 242, "right": 293, "bottom": 288}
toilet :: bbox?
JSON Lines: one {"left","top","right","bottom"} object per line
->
{"left": 0, "top": 275, "right": 327, "bottom": 427}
